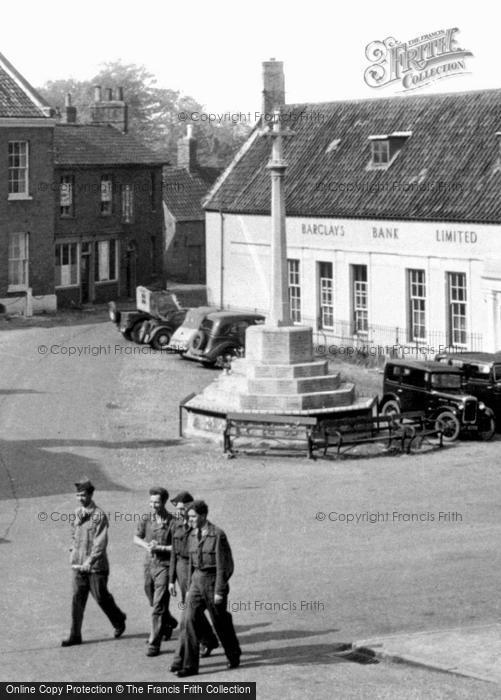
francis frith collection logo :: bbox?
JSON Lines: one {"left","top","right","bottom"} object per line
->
{"left": 364, "top": 28, "right": 473, "bottom": 92}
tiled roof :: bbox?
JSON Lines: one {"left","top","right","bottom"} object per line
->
{"left": 163, "top": 166, "right": 221, "bottom": 221}
{"left": 54, "top": 125, "right": 168, "bottom": 166}
{"left": 205, "top": 89, "right": 501, "bottom": 224}
{"left": 0, "top": 52, "right": 51, "bottom": 118}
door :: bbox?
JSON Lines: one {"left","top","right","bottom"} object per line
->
{"left": 126, "top": 243, "right": 137, "bottom": 299}
{"left": 188, "top": 245, "right": 203, "bottom": 283}
{"left": 80, "top": 247, "right": 91, "bottom": 303}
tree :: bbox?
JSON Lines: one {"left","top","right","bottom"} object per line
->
{"left": 37, "top": 61, "right": 251, "bottom": 168}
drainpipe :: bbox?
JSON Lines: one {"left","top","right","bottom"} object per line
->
{"left": 220, "top": 209, "right": 225, "bottom": 309}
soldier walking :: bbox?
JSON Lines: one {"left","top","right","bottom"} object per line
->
{"left": 174, "top": 500, "right": 241, "bottom": 677}
{"left": 61, "top": 479, "right": 126, "bottom": 646}
{"left": 134, "top": 487, "right": 178, "bottom": 656}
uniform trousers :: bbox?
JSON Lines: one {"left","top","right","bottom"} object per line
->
{"left": 144, "top": 565, "right": 178, "bottom": 647}
{"left": 70, "top": 570, "right": 125, "bottom": 638}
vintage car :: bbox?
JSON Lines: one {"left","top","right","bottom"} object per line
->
{"left": 163, "top": 306, "right": 220, "bottom": 354}
{"left": 183, "top": 310, "right": 266, "bottom": 366}
{"left": 379, "top": 359, "right": 496, "bottom": 442}
{"left": 108, "top": 286, "right": 185, "bottom": 344}
{"left": 435, "top": 351, "right": 501, "bottom": 426}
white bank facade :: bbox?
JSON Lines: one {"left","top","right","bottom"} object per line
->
{"left": 206, "top": 211, "right": 501, "bottom": 356}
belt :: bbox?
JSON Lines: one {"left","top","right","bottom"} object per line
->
{"left": 194, "top": 567, "right": 217, "bottom": 573}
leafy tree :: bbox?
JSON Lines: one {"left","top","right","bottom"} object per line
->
{"left": 37, "top": 61, "right": 251, "bottom": 168}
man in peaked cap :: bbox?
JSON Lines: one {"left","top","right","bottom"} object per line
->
{"left": 61, "top": 478, "right": 126, "bottom": 646}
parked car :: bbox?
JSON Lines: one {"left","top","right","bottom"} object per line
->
{"left": 164, "top": 306, "right": 220, "bottom": 354}
{"left": 435, "top": 351, "right": 501, "bottom": 427}
{"left": 141, "top": 308, "right": 189, "bottom": 350}
{"left": 108, "top": 301, "right": 153, "bottom": 343}
{"left": 108, "top": 286, "right": 184, "bottom": 344}
{"left": 379, "top": 359, "right": 496, "bottom": 441}
{"left": 183, "top": 311, "right": 266, "bottom": 366}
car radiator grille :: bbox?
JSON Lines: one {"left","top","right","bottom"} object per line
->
{"left": 463, "top": 400, "right": 477, "bottom": 423}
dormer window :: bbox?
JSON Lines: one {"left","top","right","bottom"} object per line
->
{"left": 368, "top": 131, "right": 411, "bottom": 170}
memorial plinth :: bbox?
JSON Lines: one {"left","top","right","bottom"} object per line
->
{"left": 182, "top": 324, "right": 376, "bottom": 443}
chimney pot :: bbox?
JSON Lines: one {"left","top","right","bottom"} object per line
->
{"left": 177, "top": 127, "right": 197, "bottom": 171}
{"left": 105, "top": 88, "right": 113, "bottom": 101}
{"left": 116, "top": 86, "right": 124, "bottom": 101}
{"left": 65, "top": 93, "right": 72, "bottom": 107}
{"left": 94, "top": 85, "right": 102, "bottom": 102}
{"left": 186, "top": 124, "right": 193, "bottom": 139}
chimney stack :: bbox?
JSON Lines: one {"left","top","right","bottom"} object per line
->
{"left": 91, "top": 85, "right": 128, "bottom": 133}
{"left": 262, "top": 58, "right": 285, "bottom": 118}
{"left": 64, "top": 93, "right": 77, "bottom": 124}
{"left": 177, "top": 125, "right": 197, "bottom": 172}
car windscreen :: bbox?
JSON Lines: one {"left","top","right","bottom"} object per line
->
{"left": 200, "top": 319, "right": 214, "bottom": 332}
{"left": 430, "top": 373, "right": 462, "bottom": 390}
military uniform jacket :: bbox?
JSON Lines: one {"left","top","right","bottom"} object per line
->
{"left": 135, "top": 510, "right": 174, "bottom": 570}
{"left": 70, "top": 502, "right": 109, "bottom": 573}
{"left": 188, "top": 521, "right": 234, "bottom": 597}
{"left": 169, "top": 518, "right": 191, "bottom": 585}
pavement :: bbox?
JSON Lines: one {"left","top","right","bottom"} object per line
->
{"left": 355, "top": 623, "right": 501, "bottom": 685}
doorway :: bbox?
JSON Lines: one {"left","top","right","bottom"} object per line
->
{"left": 126, "top": 242, "right": 137, "bottom": 298}
{"left": 80, "top": 243, "right": 92, "bottom": 303}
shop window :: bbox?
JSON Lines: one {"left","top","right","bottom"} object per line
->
{"left": 8, "top": 232, "right": 28, "bottom": 289}
{"left": 95, "top": 240, "right": 117, "bottom": 282}
{"left": 55, "top": 242, "right": 78, "bottom": 286}
{"left": 288, "top": 259, "right": 301, "bottom": 323}
{"left": 408, "top": 269, "right": 426, "bottom": 341}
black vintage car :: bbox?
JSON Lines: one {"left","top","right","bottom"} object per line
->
{"left": 380, "top": 359, "right": 496, "bottom": 442}
{"left": 183, "top": 311, "right": 265, "bottom": 367}
{"left": 435, "top": 352, "right": 501, "bottom": 428}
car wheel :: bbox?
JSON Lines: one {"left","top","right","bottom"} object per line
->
{"left": 477, "top": 408, "right": 496, "bottom": 441}
{"left": 380, "top": 399, "right": 400, "bottom": 417}
{"left": 108, "top": 301, "right": 120, "bottom": 324}
{"left": 151, "top": 330, "right": 172, "bottom": 351}
{"left": 130, "top": 320, "right": 147, "bottom": 344}
{"left": 435, "top": 411, "right": 461, "bottom": 442}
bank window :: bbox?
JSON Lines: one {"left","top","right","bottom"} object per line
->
{"left": 101, "top": 175, "right": 112, "bottom": 215}
{"left": 95, "top": 240, "right": 117, "bottom": 282}
{"left": 8, "top": 141, "right": 29, "bottom": 198}
{"left": 288, "top": 259, "right": 301, "bottom": 323}
{"left": 60, "top": 175, "right": 74, "bottom": 217}
{"left": 352, "top": 264, "right": 368, "bottom": 335}
{"left": 122, "top": 184, "right": 134, "bottom": 223}
{"left": 447, "top": 272, "right": 467, "bottom": 346}
{"left": 8, "top": 232, "right": 28, "bottom": 288}
{"left": 319, "top": 261, "right": 334, "bottom": 329}
{"left": 408, "top": 269, "right": 426, "bottom": 341}
{"left": 55, "top": 242, "right": 78, "bottom": 286}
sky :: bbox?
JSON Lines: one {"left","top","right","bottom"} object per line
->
{"left": 2, "top": 0, "right": 496, "bottom": 118}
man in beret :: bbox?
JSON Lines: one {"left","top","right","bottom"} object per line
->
{"left": 174, "top": 500, "right": 241, "bottom": 677}
{"left": 134, "top": 486, "right": 178, "bottom": 657}
{"left": 168, "top": 492, "right": 218, "bottom": 672}
{"left": 61, "top": 479, "right": 126, "bottom": 647}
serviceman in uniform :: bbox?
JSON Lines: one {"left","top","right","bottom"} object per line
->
{"left": 61, "top": 478, "right": 126, "bottom": 646}
{"left": 134, "top": 486, "right": 178, "bottom": 656}
{"left": 168, "top": 491, "right": 218, "bottom": 672}
{"left": 175, "top": 499, "right": 241, "bottom": 677}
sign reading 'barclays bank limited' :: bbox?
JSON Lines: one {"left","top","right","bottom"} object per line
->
{"left": 364, "top": 28, "right": 473, "bottom": 92}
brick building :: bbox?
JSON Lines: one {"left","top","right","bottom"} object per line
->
{"left": 54, "top": 87, "right": 167, "bottom": 306}
{"left": 163, "top": 126, "right": 221, "bottom": 284}
{"left": 204, "top": 61, "right": 501, "bottom": 354}
{"left": 0, "top": 52, "right": 56, "bottom": 314}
